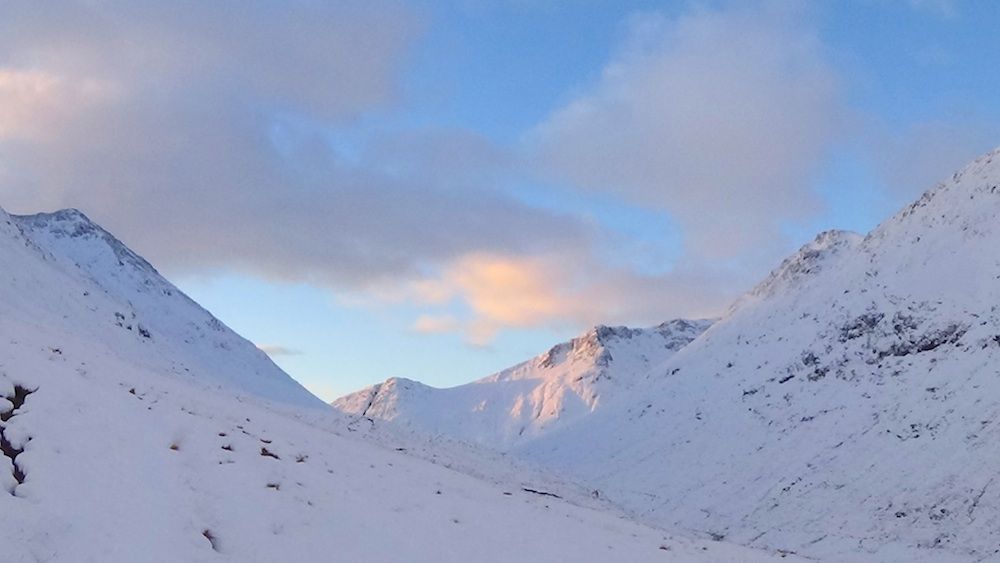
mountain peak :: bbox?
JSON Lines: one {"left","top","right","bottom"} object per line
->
{"left": 17, "top": 207, "right": 101, "bottom": 234}
{"left": 2, "top": 203, "right": 323, "bottom": 408}
{"left": 334, "top": 319, "right": 712, "bottom": 447}
{"left": 41, "top": 207, "right": 93, "bottom": 222}
{"left": 537, "top": 320, "right": 712, "bottom": 371}
{"left": 13, "top": 207, "right": 161, "bottom": 279}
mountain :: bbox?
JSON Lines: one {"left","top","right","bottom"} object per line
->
{"left": 333, "top": 319, "right": 712, "bottom": 448}
{"left": 0, "top": 206, "right": 790, "bottom": 562}
{"left": 9, "top": 208, "right": 323, "bottom": 408}
{"left": 335, "top": 147, "right": 1000, "bottom": 562}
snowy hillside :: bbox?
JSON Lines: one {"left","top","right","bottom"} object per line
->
{"left": 334, "top": 319, "right": 712, "bottom": 447}
{"left": 337, "top": 148, "right": 1000, "bottom": 562}
{"left": 10, "top": 208, "right": 323, "bottom": 408}
{"left": 0, "top": 206, "right": 793, "bottom": 562}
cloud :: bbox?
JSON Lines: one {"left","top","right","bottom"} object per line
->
{"left": 0, "top": 1, "right": 414, "bottom": 119}
{"left": 529, "top": 4, "right": 844, "bottom": 261}
{"left": 0, "top": 1, "right": 589, "bottom": 289}
{"left": 395, "top": 3, "right": 854, "bottom": 344}
{"left": 257, "top": 344, "right": 303, "bottom": 357}
{"left": 431, "top": 254, "right": 577, "bottom": 328}
{"left": 0, "top": 1, "right": 845, "bottom": 344}
{"left": 408, "top": 251, "right": 737, "bottom": 345}
{"left": 411, "top": 315, "right": 462, "bottom": 335}
{"left": 0, "top": 68, "right": 122, "bottom": 143}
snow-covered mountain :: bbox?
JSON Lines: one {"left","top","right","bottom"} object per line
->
{"left": 335, "top": 148, "right": 1000, "bottom": 562}
{"left": 8, "top": 208, "right": 323, "bottom": 409}
{"left": 334, "top": 319, "right": 712, "bottom": 447}
{"left": 0, "top": 206, "right": 790, "bottom": 562}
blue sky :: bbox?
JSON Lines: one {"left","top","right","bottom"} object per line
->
{"left": 2, "top": 0, "right": 999, "bottom": 400}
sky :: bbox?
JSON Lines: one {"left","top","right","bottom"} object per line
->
{"left": 1, "top": 0, "right": 999, "bottom": 401}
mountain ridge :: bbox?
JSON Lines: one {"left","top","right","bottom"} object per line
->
{"left": 334, "top": 146, "right": 1000, "bottom": 561}
{"left": 334, "top": 318, "right": 713, "bottom": 447}
{"left": 0, "top": 204, "right": 792, "bottom": 561}
{"left": 6, "top": 205, "right": 324, "bottom": 409}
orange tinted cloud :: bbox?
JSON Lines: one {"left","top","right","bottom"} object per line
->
{"left": 444, "top": 254, "right": 574, "bottom": 327}
{"left": 407, "top": 250, "right": 735, "bottom": 345}
{"left": 411, "top": 315, "right": 462, "bottom": 335}
{"left": 406, "top": 253, "right": 584, "bottom": 345}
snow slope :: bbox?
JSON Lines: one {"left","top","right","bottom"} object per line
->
{"left": 336, "top": 148, "right": 1000, "bottom": 562}
{"left": 10, "top": 208, "right": 323, "bottom": 409}
{"left": 0, "top": 207, "right": 792, "bottom": 562}
{"left": 334, "top": 320, "right": 712, "bottom": 448}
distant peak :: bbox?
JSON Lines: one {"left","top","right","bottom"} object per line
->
{"left": 378, "top": 377, "right": 435, "bottom": 394}
{"left": 811, "top": 229, "right": 863, "bottom": 248}
{"left": 582, "top": 319, "right": 713, "bottom": 346}
{"left": 13, "top": 208, "right": 104, "bottom": 237}
{"left": 383, "top": 376, "right": 421, "bottom": 387}
{"left": 536, "top": 319, "right": 711, "bottom": 370}
{"left": 589, "top": 325, "right": 635, "bottom": 341}
{"left": 654, "top": 318, "right": 716, "bottom": 334}
{"left": 12, "top": 206, "right": 163, "bottom": 280}
{"left": 774, "top": 230, "right": 862, "bottom": 272}
{"left": 17, "top": 207, "right": 97, "bottom": 226}
{"left": 48, "top": 208, "right": 92, "bottom": 222}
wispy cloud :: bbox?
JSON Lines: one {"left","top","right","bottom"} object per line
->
{"left": 411, "top": 315, "right": 462, "bottom": 335}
